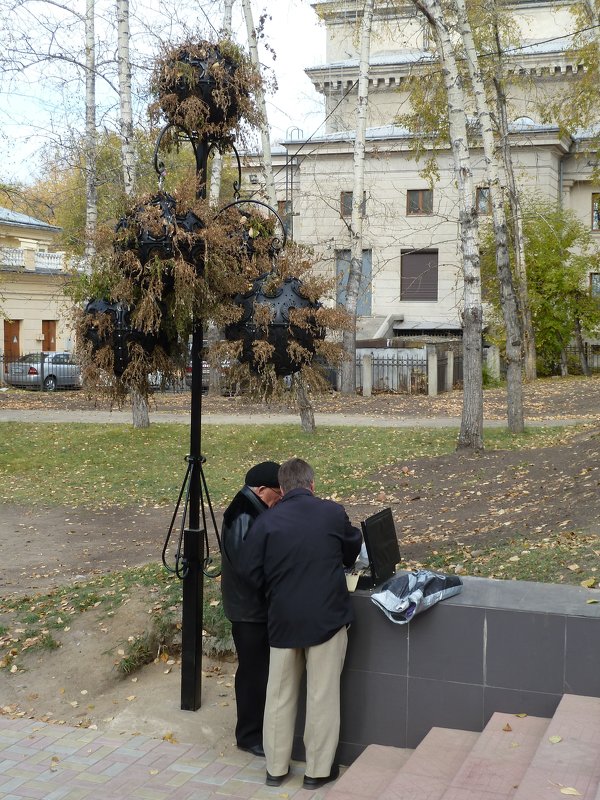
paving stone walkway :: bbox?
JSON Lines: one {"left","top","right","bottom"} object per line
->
{"left": 0, "top": 717, "right": 331, "bottom": 800}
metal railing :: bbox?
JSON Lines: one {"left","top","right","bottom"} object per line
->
{"left": 355, "top": 354, "right": 428, "bottom": 394}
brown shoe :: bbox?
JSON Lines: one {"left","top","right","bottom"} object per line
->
{"left": 303, "top": 764, "right": 340, "bottom": 789}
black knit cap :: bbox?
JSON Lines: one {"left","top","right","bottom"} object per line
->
{"left": 245, "top": 461, "right": 281, "bottom": 489}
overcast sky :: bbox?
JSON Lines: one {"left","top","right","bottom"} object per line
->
{"left": 0, "top": 0, "right": 326, "bottom": 185}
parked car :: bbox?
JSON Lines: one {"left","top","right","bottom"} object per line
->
{"left": 148, "top": 360, "right": 209, "bottom": 393}
{"left": 6, "top": 351, "right": 82, "bottom": 391}
{"left": 184, "top": 359, "right": 210, "bottom": 391}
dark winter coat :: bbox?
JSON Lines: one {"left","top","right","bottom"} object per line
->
{"left": 242, "top": 488, "right": 362, "bottom": 648}
{"left": 221, "top": 485, "right": 269, "bottom": 623}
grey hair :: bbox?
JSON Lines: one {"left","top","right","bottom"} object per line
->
{"left": 278, "top": 458, "right": 314, "bottom": 493}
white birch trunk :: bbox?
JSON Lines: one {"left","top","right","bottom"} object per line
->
{"left": 241, "top": 0, "right": 276, "bottom": 207}
{"left": 117, "top": 0, "right": 136, "bottom": 198}
{"left": 84, "top": 0, "right": 97, "bottom": 263}
{"left": 209, "top": 0, "right": 235, "bottom": 206}
{"left": 489, "top": 10, "right": 536, "bottom": 381}
{"left": 340, "top": 0, "right": 374, "bottom": 395}
{"left": 411, "top": 0, "right": 484, "bottom": 450}
{"left": 118, "top": 0, "right": 148, "bottom": 428}
{"left": 455, "top": 0, "right": 524, "bottom": 433}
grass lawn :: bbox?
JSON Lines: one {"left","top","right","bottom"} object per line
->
{"left": 0, "top": 422, "right": 574, "bottom": 509}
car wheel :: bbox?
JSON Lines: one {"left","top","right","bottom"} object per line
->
{"left": 43, "top": 375, "right": 57, "bottom": 391}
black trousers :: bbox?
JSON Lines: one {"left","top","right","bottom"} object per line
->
{"left": 231, "top": 620, "right": 270, "bottom": 749}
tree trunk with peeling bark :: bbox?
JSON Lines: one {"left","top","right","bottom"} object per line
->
{"left": 209, "top": 0, "right": 235, "bottom": 206}
{"left": 456, "top": 0, "right": 524, "bottom": 433}
{"left": 117, "top": 0, "right": 136, "bottom": 197}
{"left": 118, "top": 0, "right": 148, "bottom": 428}
{"left": 489, "top": 8, "right": 537, "bottom": 381}
{"left": 241, "top": 0, "right": 276, "bottom": 207}
{"left": 293, "top": 372, "right": 315, "bottom": 433}
{"left": 340, "top": 0, "right": 374, "bottom": 395}
{"left": 410, "top": 0, "right": 483, "bottom": 450}
{"left": 84, "top": 0, "right": 97, "bottom": 263}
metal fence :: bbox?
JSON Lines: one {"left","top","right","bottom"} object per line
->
{"left": 563, "top": 345, "right": 600, "bottom": 374}
{"left": 355, "top": 354, "right": 428, "bottom": 394}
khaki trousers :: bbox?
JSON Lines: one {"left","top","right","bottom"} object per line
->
{"left": 263, "top": 626, "right": 348, "bottom": 778}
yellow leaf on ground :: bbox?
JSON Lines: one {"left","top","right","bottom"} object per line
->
{"left": 502, "top": 723, "right": 512, "bottom": 732}
{"left": 515, "top": 713, "right": 528, "bottom": 718}
{"left": 549, "top": 735, "right": 562, "bottom": 744}
{"left": 125, "top": 695, "right": 136, "bottom": 702}
{"left": 560, "top": 788, "right": 582, "bottom": 796}
{"left": 580, "top": 579, "right": 596, "bottom": 589}
{"left": 567, "top": 564, "right": 580, "bottom": 572}
{"left": 586, "top": 599, "right": 599, "bottom": 604}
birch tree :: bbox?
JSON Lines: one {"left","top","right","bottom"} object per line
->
{"left": 488, "top": 5, "right": 536, "bottom": 381}
{"left": 208, "top": 0, "right": 235, "bottom": 206}
{"left": 241, "top": 0, "right": 276, "bottom": 206}
{"left": 456, "top": 0, "right": 524, "bottom": 433}
{"left": 116, "top": 0, "right": 149, "bottom": 428}
{"left": 117, "top": 0, "right": 135, "bottom": 197}
{"left": 339, "top": 0, "right": 374, "bottom": 395}
{"left": 83, "top": 0, "right": 98, "bottom": 263}
{"left": 410, "top": 0, "right": 484, "bottom": 449}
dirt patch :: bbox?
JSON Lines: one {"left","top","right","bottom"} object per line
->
{"left": 0, "top": 589, "right": 239, "bottom": 754}
{"left": 2, "top": 373, "right": 600, "bottom": 420}
{"left": 376, "top": 426, "right": 600, "bottom": 563}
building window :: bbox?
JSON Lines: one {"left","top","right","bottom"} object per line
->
{"left": 401, "top": 249, "right": 438, "bottom": 301}
{"left": 407, "top": 189, "right": 433, "bottom": 215}
{"left": 477, "top": 187, "right": 492, "bottom": 215}
{"left": 591, "top": 273, "right": 600, "bottom": 297}
{"left": 340, "top": 191, "right": 366, "bottom": 218}
{"left": 593, "top": 193, "right": 600, "bottom": 231}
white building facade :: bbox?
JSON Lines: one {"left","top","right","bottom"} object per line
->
{"left": 253, "top": 0, "right": 600, "bottom": 341}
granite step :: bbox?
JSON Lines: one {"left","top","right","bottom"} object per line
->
{"left": 327, "top": 744, "right": 413, "bottom": 800}
{"left": 512, "top": 693, "right": 600, "bottom": 800}
{"left": 439, "top": 712, "right": 550, "bottom": 800}
{"left": 377, "top": 727, "right": 479, "bottom": 800}
{"left": 324, "top": 694, "right": 600, "bottom": 800}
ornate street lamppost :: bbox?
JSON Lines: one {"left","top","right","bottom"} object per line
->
{"left": 81, "top": 38, "right": 324, "bottom": 713}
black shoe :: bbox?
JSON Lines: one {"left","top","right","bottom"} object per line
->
{"left": 266, "top": 767, "right": 290, "bottom": 787}
{"left": 303, "top": 764, "right": 340, "bottom": 790}
{"left": 237, "top": 743, "right": 265, "bottom": 757}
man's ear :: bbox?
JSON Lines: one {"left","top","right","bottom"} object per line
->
{"left": 310, "top": 480, "right": 315, "bottom": 493}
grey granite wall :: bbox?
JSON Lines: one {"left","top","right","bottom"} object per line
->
{"left": 293, "top": 574, "right": 600, "bottom": 765}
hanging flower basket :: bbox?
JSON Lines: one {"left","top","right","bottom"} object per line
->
{"left": 150, "top": 39, "right": 262, "bottom": 139}
{"left": 225, "top": 273, "right": 325, "bottom": 377}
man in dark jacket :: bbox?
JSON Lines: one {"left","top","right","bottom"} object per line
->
{"left": 243, "top": 458, "right": 362, "bottom": 789}
{"left": 221, "top": 461, "right": 282, "bottom": 757}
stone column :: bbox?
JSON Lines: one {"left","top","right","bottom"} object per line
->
{"left": 362, "top": 353, "right": 373, "bottom": 397}
{"left": 427, "top": 345, "right": 438, "bottom": 397}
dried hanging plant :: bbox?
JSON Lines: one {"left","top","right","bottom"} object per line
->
{"left": 149, "top": 38, "right": 263, "bottom": 145}
{"left": 73, "top": 35, "right": 350, "bottom": 407}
